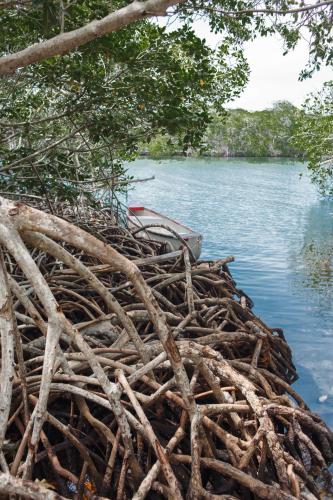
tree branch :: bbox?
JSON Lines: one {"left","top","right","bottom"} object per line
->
{"left": 0, "top": 111, "right": 69, "bottom": 128}
{"left": 0, "top": 125, "right": 86, "bottom": 173}
{"left": 0, "top": 0, "right": 184, "bottom": 75}
{"left": 0, "top": 0, "right": 31, "bottom": 9}
{"left": 201, "top": 0, "right": 333, "bottom": 17}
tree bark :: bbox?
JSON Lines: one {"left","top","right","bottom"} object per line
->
{"left": 0, "top": 0, "right": 184, "bottom": 74}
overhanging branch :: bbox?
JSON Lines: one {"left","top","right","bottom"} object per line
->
{"left": 1, "top": 0, "right": 332, "bottom": 75}
{"left": 0, "top": 0, "right": 184, "bottom": 75}
{"left": 201, "top": 0, "right": 333, "bottom": 17}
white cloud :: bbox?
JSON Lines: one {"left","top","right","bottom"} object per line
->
{"left": 228, "top": 36, "right": 333, "bottom": 110}
{"left": 191, "top": 19, "right": 333, "bottom": 110}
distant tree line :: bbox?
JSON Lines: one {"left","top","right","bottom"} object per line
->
{"left": 143, "top": 101, "right": 302, "bottom": 158}
{"left": 0, "top": 0, "right": 332, "bottom": 202}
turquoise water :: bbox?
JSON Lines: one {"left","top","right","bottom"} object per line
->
{"left": 126, "top": 157, "right": 333, "bottom": 426}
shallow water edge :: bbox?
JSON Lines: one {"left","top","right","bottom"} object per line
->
{"left": 126, "top": 157, "right": 333, "bottom": 427}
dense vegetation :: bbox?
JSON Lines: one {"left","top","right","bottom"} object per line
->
{"left": 294, "top": 80, "right": 333, "bottom": 195}
{"left": 0, "top": 21, "right": 247, "bottom": 204}
{"left": 0, "top": 0, "right": 332, "bottom": 203}
{"left": 144, "top": 101, "right": 301, "bottom": 157}
{"left": 0, "top": 3, "right": 332, "bottom": 495}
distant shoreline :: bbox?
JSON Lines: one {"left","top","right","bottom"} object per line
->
{"left": 139, "top": 152, "right": 300, "bottom": 159}
{"left": 141, "top": 102, "right": 301, "bottom": 159}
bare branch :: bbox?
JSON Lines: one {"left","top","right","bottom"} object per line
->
{"left": 0, "top": 0, "right": 31, "bottom": 9}
{"left": 0, "top": 473, "right": 66, "bottom": 499}
{"left": 201, "top": 0, "right": 333, "bottom": 17}
{"left": 0, "top": 0, "right": 184, "bottom": 75}
{"left": 0, "top": 125, "right": 86, "bottom": 173}
{"left": 0, "top": 111, "right": 69, "bottom": 128}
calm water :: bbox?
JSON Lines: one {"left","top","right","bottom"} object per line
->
{"left": 126, "top": 157, "right": 333, "bottom": 426}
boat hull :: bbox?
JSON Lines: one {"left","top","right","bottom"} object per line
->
{"left": 128, "top": 220, "right": 202, "bottom": 260}
{"left": 127, "top": 204, "right": 202, "bottom": 260}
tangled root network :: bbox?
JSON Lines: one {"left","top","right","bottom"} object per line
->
{"left": 0, "top": 196, "right": 331, "bottom": 500}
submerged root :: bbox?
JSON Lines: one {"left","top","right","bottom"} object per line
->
{"left": 0, "top": 196, "right": 331, "bottom": 499}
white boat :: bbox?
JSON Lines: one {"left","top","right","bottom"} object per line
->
{"left": 127, "top": 203, "right": 202, "bottom": 260}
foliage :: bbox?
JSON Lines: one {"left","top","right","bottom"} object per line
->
{"left": 178, "top": 0, "right": 333, "bottom": 79}
{"left": 0, "top": 0, "right": 332, "bottom": 203}
{"left": 143, "top": 135, "right": 181, "bottom": 158}
{"left": 146, "top": 101, "right": 301, "bottom": 157}
{"left": 293, "top": 81, "right": 333, "bottom": 195}
{"left": 0, "top": 9, "right": 248, "bottom": 203}
{"left": 205, "top": 101, "right": 301, "bottom": 157}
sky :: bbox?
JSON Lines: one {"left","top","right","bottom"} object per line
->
{"left": 193, "top": 20, "right": 333, "bottom": 111}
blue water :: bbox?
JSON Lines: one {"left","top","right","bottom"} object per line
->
{"left": 126, "top": 157, "right": 333, "bottom": 426}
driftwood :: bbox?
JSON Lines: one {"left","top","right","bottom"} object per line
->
{"left": 0, "top": 196, "right": 332, "bottom": 499}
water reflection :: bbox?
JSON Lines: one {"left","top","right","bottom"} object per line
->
{"left": 291, "top": 200, "right": 333, "bottom": 310}
{"left": 288, "top": 199, "right": 333, "bottom": 425}
{"left": 299, "top": 240, "right": 333, "bottom": 289}
{"left": 126, "top": 158, "right": 333, "bottom": 425}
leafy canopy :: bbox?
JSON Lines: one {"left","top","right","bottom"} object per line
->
{"left": 145, "top": 101, "right": 301, "bottom": 157}
{"left": 0, "top": 2, "right": 248, "bottom": 203}
{"left": 0, "top": 0, "right": 332, "bottom": 203}
{"left": 294, "top": 81, "right": 333, "bottom": 196}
